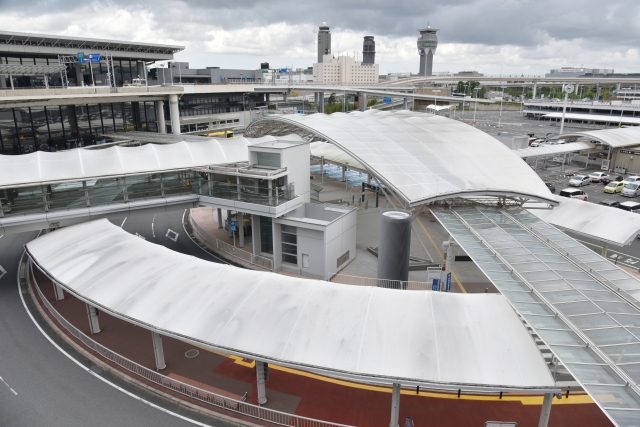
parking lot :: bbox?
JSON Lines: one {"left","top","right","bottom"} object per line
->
{"left": 539, "top": 168, "right": 639, "bottom": 205}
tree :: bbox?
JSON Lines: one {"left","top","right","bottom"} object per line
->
{"left": 328, "top": 93, "right": 336, "bottom": 106}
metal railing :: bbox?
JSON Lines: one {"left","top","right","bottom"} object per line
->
{"left": 190, "top": 212, "right": 273, "bottom": 271}
{"left": 28, "top": 260, "right": 352, "bottom": 427}
{"left": 328, "top": 273, "right": 432, "bottom": 291}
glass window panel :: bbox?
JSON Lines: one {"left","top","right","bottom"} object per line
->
{"left": 282, "top": 243, "right": 297, "bottom": 255}
{"left": 525, "top": 315, "right": 570, "bottom": 330}
{"left": 530, "top": 280, "right": 574, "bottom": 292}
{"left": 112, "top": 103, "right": 126, "bottom": 132}
{"left": 45, "top": 106, "right": 64, "bottom": 142}
{"left": 501, "top": 291, "right": 539, "bottom": 304}
{"left": 601, "top": 343, "right": 640, "bottom": 364}
{"left": 568, "top": 313, "right": 620, "bottom": 329}
{"left": 282, "top": 253, "right": 297, "bottom": 264}
{"left": 100, "top": 104, "right": 115, "bottom": 134}
{"left": 610, "top": 314, "right": 640, "bottom": 328}
{"left": 544, "top": 262, "right": 581, "bottom": 272}
{"left": 587, "top": 384, "right": 640, "bottom": 409}
{"left": 125, "top": 175, "right": 163, "bottom": 200}
{"left": 581, "top": 290, "right": 625, "bottom": 303}
{"left": 554, "top": 301, "right": 602, "bottom": 316}
{"left": 521, "top": 270, "right": 561, "bottom": 281}
{"left": 542, "top": 290, "right": 588, "bottom": 304}
{"left": 3, "top": 185, "right": 46, "bottom": 216}
{"left": 605, "top": 409, "right": 640, "bottom": 427}
{"left": 48, "top": 181, "right": 87, "bottom": 211}
{"left": 558, "top": 270, "right": 597, "bottom": 280}
{"left": 74, "top": 105, "right": 91, "bottom": 137}
{"left": 565, "top": 363, "right": 626, "bottom": 385}
{"left": 596, "top": 302, "right": 639, "bottom": 315}
{"left": 122, "top": 60, "right": 132, "bottom": 85}
{"left": 552, "top": 345, "right": 604, "bottom": 364}
{"left": 583, "top": 328, "right": 639, "bottom": 346}
{"left": 619, "top": 363, "right": 640, "bottom": 385}
{"left": 88, "top": 104, "right": 103, "bottom": 137}
{"left": 599, "top": 269, "right": 634, "bottom": 281}
{"left": 589, "top": 261, "right": 619, "bottom": 271}
{"left": 162, "top": 172, "right": 192, "bottom": 195}
{"left": 512, "top": 262, "right": 548, "bottom": 272}
{"left": 482, "top": 271, "right": 518, "bottom": 282}
{"left": 611, "top": 278, "right": 640, "bottom": 292}
{"left": 29, "top": 107, "right": 48, "bottom": 149}
{"left": 568, "top": 279, "right": 608, "bottom": 291}
{"left": 512, "top": 302, "right": 555, "bottom": 315}
{"left": 537, "top": 329, "right": 583, "bottom": 345}
{"left": 13, "top": 107, "right": 36, "bottom": 154}
{"left": 145, "top": 102, "right": 157, "bottom": 132}
{"left": 492, "top": 281, "right": 529, "bottom": 292}
{"left": 123, "top": 102, "right": 135, "bottom": 131}
{"left": 260, "top": 215, "right": 273, "bottom": 254}
{"left": 87, "top": 178, "right": 126, "bottom": 205}
{"left": 504, "top": 254, "right": 535, "bottom": 264}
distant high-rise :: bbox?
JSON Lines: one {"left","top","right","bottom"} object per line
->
{"left": 417, "top": 26, "right": 439, "bottom": 76}
{"left": 317, "top": 23, "right": 331, "bottom": 63}
{"left": 362, "top": 36, "right": 375, "bottom": 65}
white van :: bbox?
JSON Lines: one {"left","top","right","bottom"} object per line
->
{"left": 559, "top": 188, "right": 588, "bottom": 201}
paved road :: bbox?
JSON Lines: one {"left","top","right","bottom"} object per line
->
{"left": 0, "top": 211, "right": 232, "bottom": 427}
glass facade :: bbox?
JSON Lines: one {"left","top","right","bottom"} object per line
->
{"left": 179, "top": 94, "right": 244, "bottom": 117}
{"left": 0, "top": 102, "right": 160, "bottom": 155}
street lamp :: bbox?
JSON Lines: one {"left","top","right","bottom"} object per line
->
{"left": 559, "top": 84, "right": 575, "bottom": 134}
{"left": 473, "top": 87, "right": 479, "bottom": 126}
{"left": 498, "top": 86, "right": 505, "bottom": 128}
{"left": 433, "top": 89, "right": 441, "bottom": 110}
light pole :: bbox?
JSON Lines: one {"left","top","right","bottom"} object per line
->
{"left": 559, "top": 84, "right": 574, "bottom": 134}
{"left": 433, "top": 89, "right": 441, "bottom": 110}
{"left": 473, "top": 87, "right": 479, "bottom": 126}
{"left": 498, "top": 86, "right": 505, "bottom": 128}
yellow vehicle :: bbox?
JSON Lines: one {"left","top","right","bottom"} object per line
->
{"left": 604, "top": 181, "right": 624, "bottom": 194}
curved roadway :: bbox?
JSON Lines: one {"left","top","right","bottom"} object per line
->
{"left": 0, "top": 209, "right": 232, "bottom": 427}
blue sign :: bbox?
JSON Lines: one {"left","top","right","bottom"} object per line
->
{"left": 279, "top": 68, "right": 288, "bottom": 73}
{"left": 445, "top": 273, "right": 452, "bottom": 292}
{"left": 383, "top": 97, "right": 392, "bottom": 104}
{"left": 77, "top": 52, "right": 85, "bottom": 63}
{"left": 87, "top": 53, "right": 101, "bottom": 63}
{"left": 230, "top": 220, "right": 237, "bottom": 233}
{"left": 298, "top": 110, "right": 304, "bottom": 114}
{"left": 432, "top": 278, "right": 440, "bottom": 292}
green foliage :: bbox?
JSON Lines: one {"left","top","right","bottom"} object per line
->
{"left": 368, "top": 97, "right": 379, "bottom": 107}
{"left": 327, "top": 93, "right": 336, "bottom": 105}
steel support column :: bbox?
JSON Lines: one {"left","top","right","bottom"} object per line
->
{"left": 602, "top": 242, "right": 609, "bottom": 257}
{"left": 319, "top": 92, "right": 325, "bottom": 113}
{"left": 169, "top": 94, "right": 180, "bottom": 135}
{"left": 361, "top": 93, "right": 367, "bottom": 112}
{"left": 217, "top": 208, "right": 223, "bottom": 229}
{"left": 53, "top": 283, "right": 65, "bottom": 301}
{"left": 256, "top": 361, "right": 267, "bottom": 404}
{"left": 389, "top": 383, "right": 401, "bottom": 427}
{"left": 152, "top": 331, "right": 166, "bottom": 370}
{"left": 403, "top": 97, "right": 408, "bottom": 110}
{"left": 238, "top": 211, "right": 244, "bottom": 248}
{"left": 227, "top": 210, "right": 233, "bottom": 237}
{"left": 532, "top": 82, "right": 537, "bottom": 99}
{"left": 156, "top": 100, "right": 166, "bottom": 134}
{"left": 86, "top": 304, "right": 100, "bottom": 334}
{"left": 537, "top": 393, "right": 553, "bottom": 427}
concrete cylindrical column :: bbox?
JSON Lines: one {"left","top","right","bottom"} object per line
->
{"left": 319, "top": 92, "right": 325, "bottom": 113}
{"left": 152, "top": 331, "right": 166, "bottom": 370}
{"left": 377, "top": 210, "right": 412, "bottom": 286}
{"left": 256, "top": 361, "right": 268, "bottom": 404}
{"left": 389, "top": 383, "right": 401, "bottom": 427}
{"left": 403, "top": 97, "right": 408, "bottom": 110}
{"left": 155, "top": 101, "right": 166, "bottom": 133}
{"left": 217, "top": 208, "right": 223, "bottom": 229}
{"left": 86, "top": 304, "right": 100, "bottom": 334}
{"left": 361, "top": 93, "right": 367, "bottom": 112}
{"left": 169, "top": 94, "right": 180, "bottom": 135}
{"left": 238, "top": 211, "right": 244, "bottom": 248}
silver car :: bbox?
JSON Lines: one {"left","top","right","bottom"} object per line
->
{"left": 569, "top": 175, "right": 590, "bottom": 187}
{"left": 622, "top": 183, "right": 640, "bottom": 198}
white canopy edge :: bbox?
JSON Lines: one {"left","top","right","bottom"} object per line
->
{"left": 542, "top": 112, "right": 640, "bottom": 126}
{"left": 527, "top": 197, "right": 640, "bottom": 246}
{"left": 549, "top": 126, "right": 640, "bottom": 149}
{"left": 26, "top": 219, "right": 556, "bottom": 392}
{"left": 0, "top": 136, "right": 287, "bottom": 189}
{"left": 514, "top": 141, "right": 596, "bottom": 158}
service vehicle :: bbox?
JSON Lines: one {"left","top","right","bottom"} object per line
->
{"left": 604, "top": 181, "right": 624, "bottom": 194}
{"left": 569, "top": 175, "right": 591, "bottom": 187}
{"left": 622, "top": 183, "right": 640, "bottom": 198}
{"left": 559, "top": 188, "right": 588, "bottom": 201}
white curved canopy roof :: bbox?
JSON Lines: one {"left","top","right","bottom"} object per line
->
{"left": 543, "top": 112, "right": 640, "bottom": 126}
{"left": 26, "top": 219, "right": 556, "bottom": 392}
{"left": 0, "top": 136, "right": 278, "bottom": 189}
{"left": 514, "top": 141, "right": 596, "bottom": 158}
{"left": 246, "top": 111, "right": 557, "bottom": 206}
{"left": 529, "top": 197, "right": 640, "bottom": 246}
{"left": 552, "top": 126, "right": 640, "bottom": 148}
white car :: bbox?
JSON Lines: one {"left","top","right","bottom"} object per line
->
{"left": 589, "top": 172, "right": 607, "bottom": 182}
{"left": 530, "top": 139, "right": 545, "bottom": 147}
{"left": 622, "top": 183, "right": 640, "bottom": 198}
{"left": 559, "top": 188, "right": 588, "bottom": 201}
{"left": 622, "top": 176, "right": 640, "bottom": 185}
{"left": 569, "top": 175, "right": 591, "bottom": 187}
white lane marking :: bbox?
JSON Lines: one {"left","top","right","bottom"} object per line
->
{"left": 166, "top": 229, "right": 179, "bottom": 242}
{"left": 151, "top": 214, "right": 156, "bottom": 239}
{"left": 17, "top": 251, "right": 210, "bottom": 426}
{"left": 135, "top": 233, "right": 146, "bottom": 240}
{"left": 120, "top": 217, "right": 127, "bottom": 228}
{"left": 0, "top": 376, "right": 18, "bottom": 395}
{"left": 0, "top": 265, "right": 6, "bottom": 280}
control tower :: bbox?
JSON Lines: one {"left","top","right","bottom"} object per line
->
{"left": 317, "top": 23, "right": 331, "bottom": 63}
{"left": 362, "top": 36, "right": 375, "bottom": 64}
{"left": 417, "top": 26, "right": 439, "bottom": 76}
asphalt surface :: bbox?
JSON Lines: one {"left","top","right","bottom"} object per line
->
{"left": 0, "top": 210, "right": 233, "bottom": 427}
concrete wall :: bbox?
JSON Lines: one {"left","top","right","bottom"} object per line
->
{"left": 283, "top": 143, "right": 311, "bottom": 203}
{"left": 296, "top": 227, "right": 326, "bottom": 279}
{"left": 324, "top": 208, "right": 357, "bottom": 278}
{"left": 612, "top": 147, "right": 640, "bottom": 175}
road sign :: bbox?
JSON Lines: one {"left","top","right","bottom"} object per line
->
{"left": 383, "top": 97, "right": 392, "bottom": 104}
{"left": 432, "top": 278, "right": 440, "bottom": 292}
{"left": 445, "top": 272, "right": 451, "bottom": 292}
{"left": 230, "top": 220, "right": 237, "bottom": 233}
{"left": 77, "top": 52, "right": 85, "bottom": 63}
{"left": 87, "top": 53, "right": 101, "bottom": 63}
{"left": 279, "top": 68, "right": 288, "bottom": 73}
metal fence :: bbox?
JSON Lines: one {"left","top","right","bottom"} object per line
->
{"left": 189, "top": 212, "right": 273, "bottom": 271}
{"left": 328, "top": 273, "right": 431, "bottom": 291}
{"left": 27, "top": 260, "right": 353, "bottom": 427}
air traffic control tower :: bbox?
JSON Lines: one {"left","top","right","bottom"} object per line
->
{"left": 417, "top": 26, "right": 439, "bottom": 76}
{"left": 317, "top": 23, "right": 331, "bottom": 63}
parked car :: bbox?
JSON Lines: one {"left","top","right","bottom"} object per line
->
{"left": 599, "top": 200, "right": 621, "bottom": 208}
{"left": 622, "top": 183, "right": 640, "bottom": 198}
{"left": 618, "top": 201, "right": 640, "bottom": 213}
{"left": 601, "top": 174, "right": 624, "bottom": 184}
{"left": 530, "top": 139, "right": 545, "bottom": 147}
{"left": 622, "top": 176, "right": 640, "bottom": 185}
{"left": 559, "top": 188, "right": 588, "bottom": 201}
{"left": 545, "top": 182, "right": 556, "bottom": 193}
{"left": 589, "top": 172, "right": 607, "bottom": 182}
{"left": 604, "top": 181, "right": 625, "bottom": 194}
{"left": 569, "top": 175, "right": 591, "bottom": 187}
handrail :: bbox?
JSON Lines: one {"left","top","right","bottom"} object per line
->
{"left": 329, "top": 273, "right": 436, "bottom": 291}
{"left": 27, "top": 259, "right": 353, "bottom": 427}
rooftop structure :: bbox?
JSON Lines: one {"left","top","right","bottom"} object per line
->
{"left": 317, "top": 23, "right": 331, "bottom": 63}
{"left": 312, "top": 55, "right": 378, "bottom": 84}
{"left": 546, "top": 67, "right": 615, "bottom": 78}
{"left": 417, "top": 26, "right": 438, "bottom": 76}
{"left": 362, "top": 36, "right": 375, "bottom": 65}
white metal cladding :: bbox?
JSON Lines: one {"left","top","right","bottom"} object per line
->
{"left": 553, "top": 126, "right": 640, "bottom": 148}
{"left": 0, "top": 137, "right": 280, "bottom": 189}
{"left": 246, "top": 110, "right": 557, "bottom": 206}
{"left": 529, "top": 197, "right": 640, "bottom": 247}
{"left": 26, "top": 219, "right": 556, "bottom": 391}
{"left": 513, "top": 142, "right": 596, "bottom": 158}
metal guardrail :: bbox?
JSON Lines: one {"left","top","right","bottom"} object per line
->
{"left": 329, "top": 273, "right": 432, "bottom": 290}
{"left": 28, "top": 260, "right": 353, "bottom": 427}
{"left": 190, "top": 211, "right": 273, "bottom": 271}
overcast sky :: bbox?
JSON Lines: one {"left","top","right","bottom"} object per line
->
{"left": 3, "top": 0, "right": 640, "bottom": 75}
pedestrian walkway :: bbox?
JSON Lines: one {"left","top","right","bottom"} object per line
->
{"left": 29, "top": 250, "right": 611, "bottom": 427}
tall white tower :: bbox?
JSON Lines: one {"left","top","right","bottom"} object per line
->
{"left": 417, "top": 26, "right": 439, "bottom": 76}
